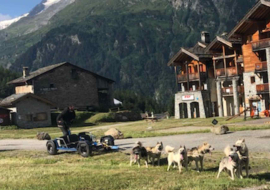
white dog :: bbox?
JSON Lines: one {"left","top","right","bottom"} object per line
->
{"left": 217, "top": 145, "right": 240, "bottom": 180}
{"left": 166, "top": 145, "right": 188, "bottom": 173}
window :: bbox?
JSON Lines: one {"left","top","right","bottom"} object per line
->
{"left": 71, "top": 68, "right": 79, "bottom": 79}
{"left": 251, "top": 76, "right": 255, "bottom": 84}
{"left": 33, "top": 113, "right": 48, "bottom": 122}
{"left": 247, "top": 35, "right": 253, "bottom": 43}
{"left": 26, "top": 114, "right": 33, "bottom": 122}
{"left": 50, "top": 84, "right": 55, "bottom": 88}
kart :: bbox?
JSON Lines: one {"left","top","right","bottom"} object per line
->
{"left": 46, "top": 131, "right": 118, "bottom": 157}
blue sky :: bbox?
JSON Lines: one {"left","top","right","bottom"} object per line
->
{"left": 0, "top": 0, "right": 41, "bottom": 21}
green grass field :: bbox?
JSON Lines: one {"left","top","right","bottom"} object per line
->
{"left": 1, "top": 117, "right": 270, "bottom": 139}
{"left": 0, "top": 150, "right": 269, "bottom": 190}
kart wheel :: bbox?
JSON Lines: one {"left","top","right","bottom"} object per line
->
{"left": 78, "top": 142, "right": 91, "bottom": 157}
{"left": 47, "top": 141, "right": 57, "bottom": 155}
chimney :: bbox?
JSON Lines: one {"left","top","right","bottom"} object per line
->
{"left": 23, "top": 67, "right": 29, "bottom": 78}
{"left": 201, "top": 31, "right": 210, "bottom": 44}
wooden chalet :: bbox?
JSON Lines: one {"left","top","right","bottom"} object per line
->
{"left": 228, "top": 0, "right": 270, "bottom": 116}
{"left": 167, "top": 32, "right": 217, "bottom": 119}
{"left": 206, "top": 34, "right": 244, "bottom": 116}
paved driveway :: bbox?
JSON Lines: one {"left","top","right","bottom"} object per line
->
{"left": 1, "top": 129, "right": 270, "bottom": 152}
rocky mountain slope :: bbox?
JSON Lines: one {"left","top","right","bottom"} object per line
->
{"left": 0, "top": 0, "right": 257, "bottom": 106}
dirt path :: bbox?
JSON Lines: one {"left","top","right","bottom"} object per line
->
{"left": 1, "top": 129, "right": 270, "bottom": 152}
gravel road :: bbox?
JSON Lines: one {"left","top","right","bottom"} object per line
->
{"left": 1, "top": 129, "right": 270, "bottom": 152}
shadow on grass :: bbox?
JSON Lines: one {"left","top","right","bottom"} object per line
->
{"left": 0, "top": 149, "right": 16, "bottom": 152}
{"left": 204, "top": 166, "right": 219, "bottom": 172}
{"left": 250, "top": 172, "right": 270, "bottom": 181}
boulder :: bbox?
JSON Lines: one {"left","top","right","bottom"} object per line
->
{"left": 211, "top": 125, "right": 229, "bottom": 135}
{"left": 36, "top": 132, "right": 51, "bottom": 140}
{"left": 104, "top": 128, "right": 124, "bottom": 139}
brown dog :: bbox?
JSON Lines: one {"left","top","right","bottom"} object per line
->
{"left": 146, "top": 142, "right": 163, "bottom": 166}
{"left": 187, "top": 142, "right": 214, "bottom": 172}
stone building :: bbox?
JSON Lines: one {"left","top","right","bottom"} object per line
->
{"left": 8, "top": 62, "right": 114, "bottom": 110}
{"left": 227, "top": 0, "right": 270, "bottom": 117}
{"left": 0, "top": 93, "right": 54, "bottom": 128}
{"left": 0, "top": 107, "right": 11, "bottom": 126}
{"left": 167, "top": 32, "right": 217, "bottom": 119}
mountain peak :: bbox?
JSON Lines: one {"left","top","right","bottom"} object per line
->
{"left": 0, "top": 13, "right": 29, "bottom": 30}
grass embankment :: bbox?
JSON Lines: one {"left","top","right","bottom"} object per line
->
{"left": 1, "top": 116, "right": 270, "bottom": 139}
{"left": 0, "top": 150, "right": 269, "bottom": 190}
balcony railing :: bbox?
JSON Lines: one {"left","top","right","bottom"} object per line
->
{"left": 177, "top": 74, "right": 187, "bottom": 82}
{"left": 252, "top": 38, "right": 270, "bottom": 51}
{"left": 216, "top": 67, "right": 242, "bottom": 77}
{"left": 255, "top": 61, "right": 267, "bottom": 72}
{"left": 222, "top": 86, "right": 244, "bottom": 96}
{"left": 256, "top": 84, "right": 269, "bottom": 94}
{"left": 177, "top": 72, "right": 207, "bottom": 82}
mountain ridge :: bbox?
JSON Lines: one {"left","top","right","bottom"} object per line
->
{"left": 0, "top": 0, "right": 258, "bottom": 107}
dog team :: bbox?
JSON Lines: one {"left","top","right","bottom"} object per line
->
{"left": 130, "top": 139, "right": 249, "bottom": 180}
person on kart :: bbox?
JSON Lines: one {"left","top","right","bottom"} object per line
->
{"left": 57, "top": 106, "right": 76, "bottom": 136}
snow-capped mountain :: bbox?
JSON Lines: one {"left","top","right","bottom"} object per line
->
{"left": 0, "top": 13, "right": 29, "bottom": 30}
{"left": 0, "top": 0, "right": 76, "bottom": 34}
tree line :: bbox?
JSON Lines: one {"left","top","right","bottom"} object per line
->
{"left": 0, "top": 66, "right": 20, "bottom": 99}
{"left": 114, "top": 90, "right": 174, "bottom": 116}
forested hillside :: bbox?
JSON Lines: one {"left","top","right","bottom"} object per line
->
{"left": 0, "top": 67, "right": 19, "bottom": 99}
{"left": 0, "top": 0, "right": 257, "bottom": 110}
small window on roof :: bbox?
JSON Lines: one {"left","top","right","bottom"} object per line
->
{"left": 71, "top": 68, "right": 78, "bottom": 79}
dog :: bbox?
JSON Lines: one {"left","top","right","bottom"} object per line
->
{"left": 234, "top": 139, "right": 249, "bottom": 178}
{"left": 166, "top": 145, "right": 188, "bottom": 173}
{"left": 217, "top": 145, "right": 240, "bottom": 180}
{"left": 130, "top": 141, "right": 148, "bottom": 168}
{"left": 187, "top": 142, "right": 214, "bottom": 172}
{"left": 146, "top": 142, "right": 163, "bottom": 166}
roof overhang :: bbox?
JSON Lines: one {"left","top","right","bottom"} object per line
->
{"left": 228, "top": 0, "right": 270, "bottom": 39}
{"left": 7, "top": 62, "right": 115, "bottom": 85}
{"left": 167, "top": 48, "right": 199, "bottom": 66}
{"left": 206, "top": 36, "right": 233, "bottom": 51}
{"left": 0, "top": 93, "right": 56, "bottom": 108}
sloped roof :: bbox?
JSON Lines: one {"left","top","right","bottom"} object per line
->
{"left": 8, "top": 62, "right": 114, "bottom": 84}
{"left": 206, "top": 35, "right": 241, "bottom": 51}
{"left": 0, "top": 93, "right": 55, "bottom": 107}
{"left": 228, "top": 0, "right": 270, "bottom": 38}
{"left": 167, "top": 42, "right": 212, "bottom": 66}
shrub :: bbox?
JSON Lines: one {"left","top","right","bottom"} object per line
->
{"left": 87, "top": 113, "right": 116, "bottom": 124}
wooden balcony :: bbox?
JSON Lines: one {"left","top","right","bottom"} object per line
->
{"left": 216, "top": 67, "right": 242, "bottom": 77}
{"left": 255, "top": 61, "right": 267, "bottom": 72}
{"left": 252, "top": 38, "right": 270, "bottom": 51}
{"left": 177, "top": 72, "right": 207, "bottom": 82}
{"left": 256, "top": 84, "right": 269, "bottom": 94}
{"left": 177, "top": 74, "right": 187, "bottom": 82}
{"left": 222, "top": 86, "right": 244, "bottom": 96}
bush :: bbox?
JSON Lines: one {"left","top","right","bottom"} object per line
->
{"left": 51, "top": 111, "right": 96, "bottom": 126}
{"left": 0, "top": 125, "right": 18, "bottom": 130}
{"left": 87, "top": 113, "right": 116, "bottom": 124}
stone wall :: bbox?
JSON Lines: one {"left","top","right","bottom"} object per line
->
{"left": 175, "top": 91, "right": 210, "bottom": 119}
{"left": 15, "top": 98, "right": 51, "bottom": 128}
{"left": 33, "top": 64, "right": 99, "bottom": 110}
{"left": 243, "top": 72, "right": 266, "bottom": 116}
